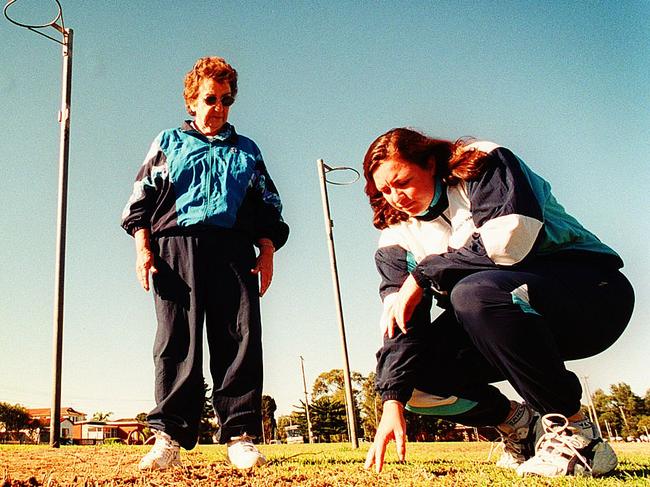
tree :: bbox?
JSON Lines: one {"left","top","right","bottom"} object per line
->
{"left": 291, "top": 396, "right": 348, "bottom": 442}
{"left": 311, "top": 369, "right": 364, "bottom": 439}
{"left": 590, "top": 383, "right": 646, "bottom": 439}
{"left": 404, "top": 411, "right": 455, "bottom": 441}
{"left": 308, "top": 397, "right": 347, "bottom": 442}
{"left": 276, "top": 414, "right": 298, "bottom": 442}
{"left": 92, "top": 411, "right": 113, "bottom": 422}
{"left": 135, "top": 412, "right": 148, "bottom": 423}
{"left": 312, "top": 369, "right": 364, "bottom": 405}
{"left": 636, "top": 415, "right": 650, "bottom": 437}
{"left": 359, "top": 372, "right": 381, "bottom": 440}
{"left": 261, "top": 395, "right": 277, "bottom": 443}
{"left": 0, "top": 402, "right": 33, "bottom": 437}
{"left": 199, "top": 381, "right": 218, "bottom": 444}
{"left": 608, "top": 383, "right": 644, "bottom": 438}
{"left": 278, "top": 411, "right": 307, "bottom": 442}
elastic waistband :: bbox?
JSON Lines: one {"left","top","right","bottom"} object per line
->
{"left": 153, "top": 225, "right": 253, "bottom": 244}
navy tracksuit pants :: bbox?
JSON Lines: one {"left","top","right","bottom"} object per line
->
{"left": 405, "top": 260, "right": 634, "bottom": 426}
{"left": 146, "top": 231, "right": 263, "bottom": 449}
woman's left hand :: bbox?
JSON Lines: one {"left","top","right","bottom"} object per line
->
{"left": 251, "top": 239, "right": 275, "bottom": 296}
{"left": 393, "top": 274, "right": 424, "bottom": 334}
{"left": 364, "top": 400, "right": 407, "bottom": 473}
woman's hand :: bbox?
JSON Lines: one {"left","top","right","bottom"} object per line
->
{"left": 364, "top": 400, "right": 407, "bottom": 473}
{"left": 134, "top": 229, "right": 157, "bottom": 291}
{"left": 380, "top": 294, "right": 398, "bottom": 338}
{"left": 252, "top": 239, "right": 275, "bottom": 296}
{"left": 393, "top": 274, "right": 424, "bottom": 335}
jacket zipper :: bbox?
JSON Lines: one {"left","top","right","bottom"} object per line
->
{"left": 204, "top": 141, "right": 213, "bottom": 220}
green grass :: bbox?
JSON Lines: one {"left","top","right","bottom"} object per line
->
{"left": 1, "top": 441, "right": 648, "bottom": 486}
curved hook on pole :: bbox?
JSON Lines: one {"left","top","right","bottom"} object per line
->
{"left": 4, "top": 0, "right": 67, "bottom": 44}
{"left": 322, "top": 162, "right": 360, "bottom": 186}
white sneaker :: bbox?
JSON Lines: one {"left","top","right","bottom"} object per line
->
{"left": 227, "top": 434, "right": 267, "bottom": 469}
{"left": 138, "top": 430, "right": 181, "bottom": 471}
{"left": 517, "top": 414, "right": 617, "bottom": 477}
{"left": 494, "top": 402, "right": 539, "bottom": 469}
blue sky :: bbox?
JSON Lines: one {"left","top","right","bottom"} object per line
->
{"left": 1, "top": 1, "right": 648, "bottom": 420}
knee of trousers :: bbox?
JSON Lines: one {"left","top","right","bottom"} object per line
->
{"left": 449, "top": 272, "right": 511, "bottom": 331}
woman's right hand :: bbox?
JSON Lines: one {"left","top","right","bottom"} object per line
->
{"left": 364, "top": 400, "right": 406, "bottom": 473}
{"left": 134, "top": 229, "right": 157, "bottom": 291}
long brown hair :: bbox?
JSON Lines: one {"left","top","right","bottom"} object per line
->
{"left": 363, "top": 128, "right": 489, "bottom": 229}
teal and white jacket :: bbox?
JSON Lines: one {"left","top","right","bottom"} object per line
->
{"left": 375, "top": 141, "right": 622, "bottom": 405}
{"left": 121, "top": 122, "right": 289, "bottom": 249}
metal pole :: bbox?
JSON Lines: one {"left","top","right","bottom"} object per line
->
{"left": 581, "top": 376, "right": 602, "bottom": 438}
{"left": 316, "top": 159, "right": 358, "bottom": 448}
{"left": 50, "top": 27, "right": 73, "bottom": 448}
{"left": 300, "top": 356, "right": 314, "bottom": 443}
{"left": 619, "top": 406, "right": 629, "bottom": 432}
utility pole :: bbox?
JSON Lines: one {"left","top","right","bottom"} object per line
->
{"left": 604, "top": 420, "right": 612, "bottom": 440}
{"left": 619, "top": 406, "right": 630, "bottom": 434}
{"left": 300, "top": 356, "right": 314, "bottom": 443}
{"left": 581, "top": 376, "right": 602, "bottom": 437}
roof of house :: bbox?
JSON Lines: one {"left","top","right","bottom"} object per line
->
{"left": 27, "top": 407, "right": 87, "bottom": 418}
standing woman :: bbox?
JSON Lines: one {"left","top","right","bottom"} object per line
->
{"left": 121, "top": 57, "right": 289, "bottom": 470}
{"left": 362, "top": 128, "right": 633, "bottom": 477}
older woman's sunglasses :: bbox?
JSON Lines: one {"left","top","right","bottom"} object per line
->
{"left": 204, "top": 94, "right": 235, "bottom": 107}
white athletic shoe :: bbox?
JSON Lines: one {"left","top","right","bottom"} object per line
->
{"left": 138, "top": 430, "right": 181, "bottom": 471}
{"left": 494, "top": 402, "right": 539, "bottom": 469}
{"left": 227, "top": 434, "right": 267, "bottom": 469}
{"left": 517, "top": 414, "right": 617, "bottom": 477}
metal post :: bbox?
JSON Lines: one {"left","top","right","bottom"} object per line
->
{"left": 581, "top": 375, "right": 602, "bottom": 438}
{"left": 300, "top": 356, "right": 314, "bottom": 443}
{"left": 3, "top": 0, "right": 75, "bottom": 449}
{"left": 604, "top": 420, "right": 612, "bottom": 440}
{"left": 50, "top": 26, "right": 73, "bottom": 449}
{"left": 316, "top": 159, "right": 358, "bottom": 448}
{"left": 619, "top": 405, "right": 629, "bottom": 433}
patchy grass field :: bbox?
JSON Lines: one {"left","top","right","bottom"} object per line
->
{"left": 1, "top": 442, "right": 649, "bottom": 486}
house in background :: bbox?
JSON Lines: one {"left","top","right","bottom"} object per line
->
{"left": 72, "top": 420, "right": 119, "bottom": 445}
{"left": 27, "top": 407, "right": 87, "bottom": 425}
{"left": 27, "top": 407, "right": 87, "bottom": 444}
{"left": 24, "top": 408, "right": 146, "bottom": 445}
{"left": 72, "top": 418, "right": 146, "bottom": 445}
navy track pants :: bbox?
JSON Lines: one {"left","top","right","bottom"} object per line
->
{"left": 146, "top": 231, "right": 263, "bottom": 449}
{"left": 408, "top": 260, "right": 634, "bottom": 426}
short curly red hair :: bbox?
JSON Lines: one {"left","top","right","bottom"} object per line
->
{"left": 183, "top": 57, "right": 238, "bottom": 116}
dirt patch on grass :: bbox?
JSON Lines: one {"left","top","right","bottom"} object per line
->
{"left": 0, "top": 446, "right": 382, "bottom": 486}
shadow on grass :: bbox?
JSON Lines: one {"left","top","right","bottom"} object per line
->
{"left": 610, "top": 466, "right": 650, "bottom": 480}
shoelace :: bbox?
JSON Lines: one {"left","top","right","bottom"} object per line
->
{"left": 148, "top": 433, "right": 177, "bottom": 458}
{"left": 238, "top": 441, "right": 257, "bottom": 452}
{"left": 533, "top": 414, "right": 593, "bottom": 474}
{"left": 487, "top": 430, "right": 525, "bottom": 462}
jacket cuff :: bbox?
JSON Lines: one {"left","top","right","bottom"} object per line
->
{"left": 267, "top": 222, "right": 290, "bottom": 251}
{"left": 381, "top": 390, "right": 408, "bottom": 405}
{"left": 411, "top": 267, "right": 431, "bottom": 289}
{"left": 129, "top": 225, "right": 150, "bottom": 237}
